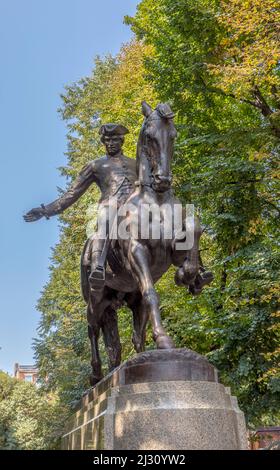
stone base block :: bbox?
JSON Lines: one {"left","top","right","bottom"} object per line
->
{"left": 105, "top": 381, "right": 247, "bottom": 449}
{"left": 62, "top": 349, "right": 248, "bottom": 450}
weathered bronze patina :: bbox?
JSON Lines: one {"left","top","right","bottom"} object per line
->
{"left": 24, "top": 102, "right": 213, "bottom": 385}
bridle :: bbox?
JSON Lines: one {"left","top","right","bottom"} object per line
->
{"left": 136, "top": 113, "right": 174, "bottom": 190}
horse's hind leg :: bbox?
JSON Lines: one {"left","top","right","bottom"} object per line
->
{"left": 101, "top": 306, "right": 121, "bottom": 372}
{"left": 87, "top": 303, "right": 103, "bottom": 386}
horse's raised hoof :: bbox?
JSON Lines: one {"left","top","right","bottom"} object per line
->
{"left": 189, "top": 271, "right": 214, "bottom": 295}
{"left": 155, "top": 334, "right": 175, "bottom": 349}
{"left": 201, "top": 271, "right": 214, "bottom": 285}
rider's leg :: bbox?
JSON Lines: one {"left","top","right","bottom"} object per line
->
{"left": 89, "top": 237, "right": 106, "bottom": 290}
{"left": 90, "top": 237, "right": 105, "bottom": 270}
{"left": 89, "top": 204, "right": 109, "bottom": 290}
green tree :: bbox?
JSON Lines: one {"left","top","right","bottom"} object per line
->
{"left": 126, "top": 0, "right": 280, "bottom": 425}
{"left": 0, "top": 371, "right": 63, "bottom": 449}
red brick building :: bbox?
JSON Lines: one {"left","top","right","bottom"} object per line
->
{"left": 14, "top": 363, "right": 38, "bottom": 385}
{"left": 250, "top": 427, "right": 280, "bottom": 450}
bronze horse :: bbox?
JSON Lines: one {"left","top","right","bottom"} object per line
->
{"left": 81, "top": 102, "right": 213, "bottom": 385}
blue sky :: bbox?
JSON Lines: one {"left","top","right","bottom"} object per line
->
{"left": 0, "top": 0, "right": 138, "bottom": 374}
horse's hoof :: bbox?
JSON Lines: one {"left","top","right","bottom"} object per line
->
{"left": 174, "top": 267, "right": 185, "bottom": 286}
{"left": 201, "top": 271, "right": 214, "bottom": 285}
{"left": 156, "top": 334, "right": 175, "bottom": 349}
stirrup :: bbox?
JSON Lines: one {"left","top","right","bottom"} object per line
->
{"left": 89, "top": 265, "right": 105, "bottom": 291}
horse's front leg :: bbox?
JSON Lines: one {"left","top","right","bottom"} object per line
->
{"left": 126, "top": 292, "right": 149, "bottom": 353}
{"left": 172, "top": 217, "right": 213, "bottom": 294}
{"left": 129, "top": 240, "right": 174, "bottom": 349}
{"left": 172, "top": 215, "right": 201, "bottom": 281}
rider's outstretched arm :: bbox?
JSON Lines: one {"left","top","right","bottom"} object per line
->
{"left": 24, "top": 161, "right": 97, "bottom": 222}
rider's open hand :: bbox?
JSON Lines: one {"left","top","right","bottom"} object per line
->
{"left": 23, "top": 207, "right": 44, "bottom": 222}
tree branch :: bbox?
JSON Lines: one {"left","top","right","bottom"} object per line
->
{"left": 271, "top": 85, "right": 280, "bottom": 110}
{"left": 261, "top": 198, "right": 280, "bottom": 215}
{"left": 205, "top": 84, "right": 263, "bottom": 110}
{"left": 224, "top": 179, "right": 262, "bottom": 185}
{"left": 205, "top": 83, "right": 280, "bottom": 138}
{"left": 252, "top": 85, "right": 273, "bottom": 117}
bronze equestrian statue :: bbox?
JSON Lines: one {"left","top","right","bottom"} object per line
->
{"left": 24, "top": 102, "right": 213, "bottom": 385}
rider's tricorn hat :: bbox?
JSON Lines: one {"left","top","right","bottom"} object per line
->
{"left": 99, "top": 123, "right": 129, "bottom": 137}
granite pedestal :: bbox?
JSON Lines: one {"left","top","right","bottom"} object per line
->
{"left": 62, "top": 349, "right": 248, "bottom": 450}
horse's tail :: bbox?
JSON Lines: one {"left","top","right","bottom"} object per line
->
{"left": 80, "top": 238, "right": 92, "bottom": 304}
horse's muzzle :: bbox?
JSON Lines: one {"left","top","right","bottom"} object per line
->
{"left": 152, "top": 174, "right": 172, "bottom": 192}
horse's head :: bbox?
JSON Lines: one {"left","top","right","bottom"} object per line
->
{"left": 138, "top": 101, "right": 177, "bottom": 193}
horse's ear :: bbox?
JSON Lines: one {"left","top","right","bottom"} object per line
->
{"left": 141, "top": 101, "right": 153, "bottom": 118}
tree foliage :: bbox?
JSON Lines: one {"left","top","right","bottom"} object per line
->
{"left": 0, "top": 371, "right": 64, "bottom": 449}
{"left": 34, "top": 1, "right": 280, "bottom": 432}
{"left": 126, "top": 0, "right": 280, "bottom": 425}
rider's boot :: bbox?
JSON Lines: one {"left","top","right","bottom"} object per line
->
{"left": 89, "top": 250, "right": 106, "bottom": 291}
